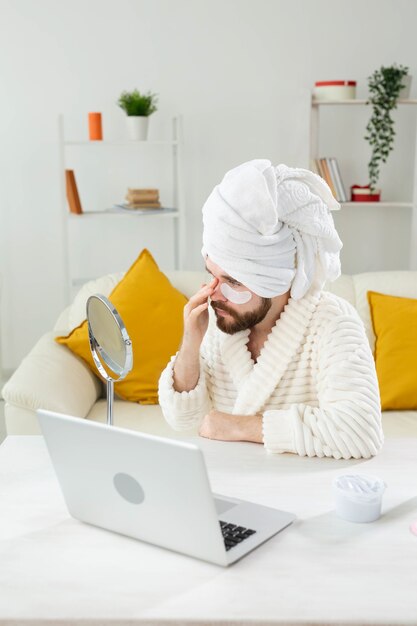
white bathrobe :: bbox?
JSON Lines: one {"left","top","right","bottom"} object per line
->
{"left": 158, "top": 289, "right": 384, "bottom": 460}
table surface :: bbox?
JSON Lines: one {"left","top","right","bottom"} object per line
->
{"left": 1, "top": 435, "right": 417, "bottom": 626}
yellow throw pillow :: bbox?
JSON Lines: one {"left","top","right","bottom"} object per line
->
{"left": 367, "top": 290, "right": 417, "bottom": 410}
{"left": 56, "top": 249, "right": 187, "bottom": 404}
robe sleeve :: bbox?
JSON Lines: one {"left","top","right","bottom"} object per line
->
{"left": 158, "top": 350, "right": 211, "bottom": 431}
{"left": 261, "top": 308, "right": 384, "bottom": 460}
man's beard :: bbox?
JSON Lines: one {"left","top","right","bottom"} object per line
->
{"left": 211, "top": 298, "right": 272, "bottom": 335}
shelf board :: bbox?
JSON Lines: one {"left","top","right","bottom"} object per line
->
{"left": 340, "top": 201, "right": 413, "bottom": 208}
{"left": 65, "top": 140, "right": 178, "bottom": 146}
{"left": 69, "top": 208, "right": 179, "bottom": 218}
{"left": 312, "top": 98, "right": 417, "bottom": 106}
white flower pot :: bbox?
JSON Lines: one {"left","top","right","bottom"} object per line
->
{"left": 126, "top": 116, "right": 149, "bottom": 141}
{"left": 399, "top": 74, "right": 412, "bottom": 99}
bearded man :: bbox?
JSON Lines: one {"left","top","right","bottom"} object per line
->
{"left": 158, "top": 159, "right": 383, "bottom": 460}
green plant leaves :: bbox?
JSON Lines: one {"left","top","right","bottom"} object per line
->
{"left": 117, "top": 89, "right": 158, "bottom": 117}
{"left": 365, "top": 63, "right": 409, "bottom": 192}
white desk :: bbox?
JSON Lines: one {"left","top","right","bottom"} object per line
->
{"left": 1, "top": 435, "right": 417, "bottom": 625}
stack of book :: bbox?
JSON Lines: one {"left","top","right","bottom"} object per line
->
{"left": 311, "top": 158, "right": 348, "bottom": 203}
{"left": 125, "top": 188, "right": 161, "bottom": 209}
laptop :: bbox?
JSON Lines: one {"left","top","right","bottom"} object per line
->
{"left": 37, "top": 409, "right": 295, "bottom": 567}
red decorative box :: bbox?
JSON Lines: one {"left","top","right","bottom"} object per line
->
{"left": 351, "top": 184, "right": 381, "bottom": 202}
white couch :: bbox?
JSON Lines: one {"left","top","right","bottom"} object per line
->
{"left": 2, "top": 269, "right": 417, "bottom": 439}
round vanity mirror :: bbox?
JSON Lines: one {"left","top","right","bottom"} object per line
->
{"left": 86, "top": 294, "right": 133, "bottom": 426}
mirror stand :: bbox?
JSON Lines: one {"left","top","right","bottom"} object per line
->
{"left": 86, "top": 294, "right": 133, "bottom": 427}
{"left": 107, "top": 379, "right": 114, "bottom": 426}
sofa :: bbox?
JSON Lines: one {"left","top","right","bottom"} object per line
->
{"left": 2, "top": 269, "right": 417, "bottom": 439}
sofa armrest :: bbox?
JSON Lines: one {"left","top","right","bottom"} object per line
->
{"left": 4, "top": 404, "right": 43, "bottom": 435}
{"left": 53, "top": 305, "right": 71, "bottom": 335}
{"left": 1, "top": 331, "right": 102, "bottom": 420}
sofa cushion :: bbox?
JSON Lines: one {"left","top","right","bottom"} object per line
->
{"left": 56, "top": 249, "right": 188, "bottom": 404}
{"left": 368, "top": 291, "right": 417, "bottom": 410}
{"left": 165, "top": 270, "right": 207, "bottom": 299}
{"left": 85, "top": 399, "right": 417, "bottom": 441}
{"left": 58, "top": 271, "right": 207, "bottom": 336}
{"left": 352, "top": 271, "right": 417, "bottom": 353}
{"left": 86, "top": 399, "right": 199, "bottom": 438}
{"left": 2, "top": 332, "right": 102, "bottom": 419}
{"left": 68, "top": 272, "right": 124, "bottom": 332}
{"left": 323, "top": 274, "right": 355, "bottom": 308}
{"left": 381, "top": 411, "right": 417, "bottom": 438}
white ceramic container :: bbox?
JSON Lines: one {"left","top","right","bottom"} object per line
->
{"left": 333, "top": 474, "right": 386, "bottom": 523}
{"left": 126, "top": 116, "right": 149, "bottom": 141}
{"left": 313, "top": 80, "right": 357, "bottom": 101}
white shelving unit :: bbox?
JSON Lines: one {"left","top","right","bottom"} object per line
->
{"left": 309, "top": 98, "right": 417, "bottom": 270}
{"left": 58, "top": 115, "right": 186, "bottom": 302}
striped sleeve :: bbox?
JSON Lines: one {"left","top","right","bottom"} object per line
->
{"left": 158, "top": 352, "right": 211, "bottom": 431}
{"left": 262, "top": 304, "right": 384, "bottom": 459}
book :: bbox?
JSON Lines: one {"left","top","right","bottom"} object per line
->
{"left": 330, "top": 158, "right": 348, "bottom": 202}
{"left": 319, "top": 158, "right": 338, "bottom": 199}
{"left": 125, "top": 189, "right": 160, "bottom": 206}
{"left": 112, "top": 204, "right": 176, "bottom": 215}
{"left": 113, "top": 203, "right": 163, "bottom": 210}
{"left": 127, "top": 188, "right": 159, "bottom": 194}
{"left": 65, "top": 170, "right": 83, "bottom": 214}
{"left": 126, "top": 192, "right": 160, "bottom": 200}
{"left": 127, "top": 203, "right": 162, "bottom": 208}
{"left": 315, "top": 158, "right": 348, "bottom": 203}
{"left": 314, "top": 158, "right": 325, "bottom": 180}
{"left": 326, "top": 158, "right": 344, "bottom": 202}
{"left": 126, "top": 188, "right": 159, "bottom": 196}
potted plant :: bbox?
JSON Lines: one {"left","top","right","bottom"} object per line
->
{"left": 117, "top": 89, "right": 158, "bottom": 141}
{"left": 361, "top": 63, "right": 410, "bottom": 200}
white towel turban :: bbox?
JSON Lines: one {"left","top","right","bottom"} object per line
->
{"left": 201, "top": 159, "right": 343, "bottom": 300}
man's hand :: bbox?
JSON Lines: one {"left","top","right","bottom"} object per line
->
{"left": 173, "top": 277, "right": 219, "bottom": 392}
{"left": 199, "top": 409, "right": 263, "bottom": 444}
{"left": 182, "top": 277, "right": 219, "bottom": 351}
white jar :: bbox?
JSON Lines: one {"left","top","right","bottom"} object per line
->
{"left": 313, "top": 80, "right": 357, "bottom": 101}
{"left": 333, "top": 474, "right": 386, "bottom": 523}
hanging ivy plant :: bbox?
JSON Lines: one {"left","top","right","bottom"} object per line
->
{"left": 364, "top": 63, "right": 409, "bottom": 193}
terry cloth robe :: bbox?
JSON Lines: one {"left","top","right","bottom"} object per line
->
{"left": 158, "top": 290, "right": 384, "bottom": 460}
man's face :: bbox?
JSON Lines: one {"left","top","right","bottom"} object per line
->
{"left": 205, "top": 258, "right": 272, "bottom": 335}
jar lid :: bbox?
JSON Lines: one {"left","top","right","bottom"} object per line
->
{"left": 315, "top": 80, "right": 357, "bottom": 87}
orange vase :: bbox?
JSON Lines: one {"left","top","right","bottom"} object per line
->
{"left": 88, "top": 112, "right": 103, "bottom": 141}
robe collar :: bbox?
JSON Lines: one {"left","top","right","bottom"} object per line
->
{"left": 213, "top": 291, "right": 321, "bottom": 415}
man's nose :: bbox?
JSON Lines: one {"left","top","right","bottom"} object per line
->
{"left": 210, "top": 281, "right": 227, "bottom": 302}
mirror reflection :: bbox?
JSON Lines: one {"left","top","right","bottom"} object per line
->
{"left": 86, "top": 294, "right": 133, "bottom": 426}
{"left": 87, "top": 296, "right": 127, "bottom": 375}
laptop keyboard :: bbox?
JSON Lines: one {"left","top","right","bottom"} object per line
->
{"left": 219, "top": 520, "right": 257, "bottom": 551}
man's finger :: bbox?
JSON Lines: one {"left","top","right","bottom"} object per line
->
{"left": 189, "top": 302, "right": 208, "bottom": 318}
{"left": 187, "top": 286, "right": 212, "bottom": 305}
{"left": 185, "top": 280, "right": 218, "bottom": 309}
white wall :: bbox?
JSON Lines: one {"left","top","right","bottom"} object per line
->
{"left": 1, "top": 0, "right": 417, "bottom": 370}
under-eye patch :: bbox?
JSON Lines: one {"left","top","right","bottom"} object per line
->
{"left": 220, "top": 282, "right": 252, "bottom": 304}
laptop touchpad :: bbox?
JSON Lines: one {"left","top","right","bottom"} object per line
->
{"left": 214, "top": 498, "right": 238, "bottom": 514}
